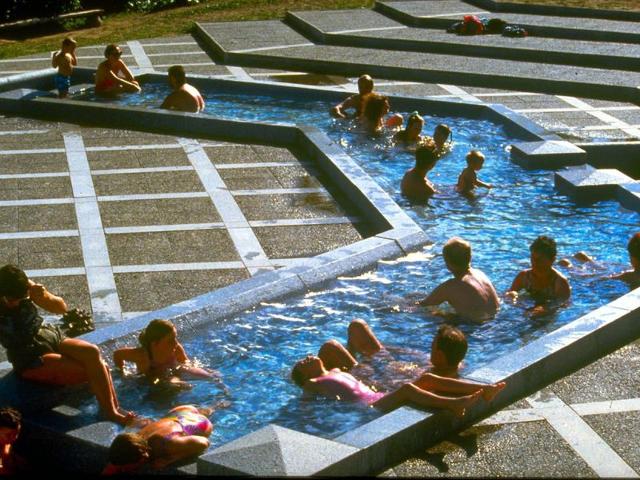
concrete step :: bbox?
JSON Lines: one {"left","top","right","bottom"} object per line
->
{"left": 376, "top": 0, "right": 640, "bottom": 43}
{"left": 196, "top": 20, "right": 640, "bottom": 104}
{"left": 287, "top": 8, "right": 640, "bottom": 72}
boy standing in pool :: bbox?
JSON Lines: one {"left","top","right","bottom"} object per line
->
{"left": 401, "top": 141, "right": 439, "bottom": 203}
{"left": 457, "top": 150, "right": 492, "bottom": 194}
{"left": 418, "top": 237, "right": 500, "bottom": 322}
{"left": 51, "top": 37, "right": 77, "bottom": 99}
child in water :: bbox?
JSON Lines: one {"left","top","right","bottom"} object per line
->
{"left": 610, "top": 232, "right": 640, "bottom": 287}
{"left": 393, "top": 112, "right": 425, "bottom": 146}
{"left": 113, "top": 319, "right": 218, "bottom": 389}
{"left": 51, "top": 37, "right": 77, "bottom": 98}
{"left": 457, "top": 150, "right": 491, "bottom": 194}
{"left": 432, "top": 124, "right": 452, "bottom": 156}
{"left": 400, "top": 140, "right": 439, "bottom": 204}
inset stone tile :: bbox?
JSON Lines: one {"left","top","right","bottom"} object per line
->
{"left": 524, "top": 111, "right": 605, "bottom": 130}
{"left": 87, "top": 148, "right": 189, "bottom": 170}
{"left": 93, "top": 170, "right": 203, "bottom": 196}
{"left": 0, "top": 153, "right": 68, "bottom": 174}
{"left": 142, "top": 44, "right": 202, "bottom": 54}
{"left": 270, "top": 166, "right": 324, "bottom": 189}
{"left": 0, "top": 204, "right": 77, "bottom": 233}
{"left": 80, "top": 131, "right": 178, "bottom": 147}
{"left": 483, "top": 95, "right": 569, "bottom": 111}
{"left": 253, "top": 145, "right": 299, "bottom": 163}
{"left": 205, "top": 145, "right": 262, "bottom": 164}
{"left": 394, "top": 422, "right": 595, "bottom": 477}
{"left": 263, "top": 73, "right": 348, "bottom": 86}
{"left": 254, "top": 223, "right": 364, "bottom": 258}
{"left": 603, "top": 109, "right": 640, "bottom": 126}
{"left": 99, "top": 197, "right": 220, "bottom": 227}
{"left": 218, "top": 168, "right": 281, "bottom": 190}
{"left": 106, "top": 229, "right": 239, "bottom": 265}
{"left": 0, "top": 177, "right": 72, "bottom": 200}
{"left": 149, "top": 53, "right": 213, "bottom": 64}
{"left": 0, "top": 132, "right": 64, "bottom": 149}
{"left": 29, "top": 275, "right": 91, "bottom": 313}
{"left": 236, "top": 193, "right": 350, "bottom": 221}
{"left": 584, "top": 411, "right": 640, "bottom": 473}
{"left": 115, "top": 268, "right": 249, "bottom": 312}
{"left": 0, "top": 236, "right": 83, "bottom": 270}
{"left": 377, "top": 83, "right": 451, "bottom": 97}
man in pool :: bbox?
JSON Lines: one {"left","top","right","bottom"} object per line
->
{"left": 330, "top": 74, "right": 374, "bottom": 119}
{"left": 161, "top": 65, "right": 206, "bottom": 113}
{"left": 610, "top": 232, "right": 640, "bottom": 287}
{"left": 418, "top": 237, "right": 500, "bottom": 322}
{"left": 400, "top": 141, "right": 439, "bottom": 204}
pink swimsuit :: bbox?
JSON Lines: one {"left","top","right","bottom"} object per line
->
{"left": 314, "top": 371, "right": 385, "bottom": 405}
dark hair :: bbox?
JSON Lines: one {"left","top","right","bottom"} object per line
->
{"left": 363, "top": 93, "right": 388, "bottom": 124}
{"left": 0, "top": 407, "right": 21, "bottom": 429}
{"left": 108, "top": 433, "right": 150, "bottom": 466}
{"left": 168, "top": 65, "right": 186, "bottom": 86}
{"left": 466, "top": 150, "right": 485, "bottom": 166}
{"left": 415, "top": 141, "right": 438, "bottom": 170}
{"left": 442, "top": 237, "right": 471, "bottom": 269}
{"left": 139, "top": 319, "right": 175, "bottom": 350}
{"left": 434, "top": 325, "right": 468, "bottom": 366}
{"left": 434, "top": 124, "right": 451, "bottom": 141}
{"left": 628, "top": 233, "right": 640, "bottom": 260}
{"left": 62, "top": 37, "right": 77, "bottom": 48}
{"left": 291, "top": 361, "right": 307, "bottom": 387}
{"left": 530, "top": 235, "right": 557, "bottom": 260}
{"left": 104, "top": 44, "right": 121, "bottom": 58}
{"left": 357, "top": 74, "right": 374, "bottom": 94}
{"left": 0, "top": 265, "right": 29, "bottom": 300}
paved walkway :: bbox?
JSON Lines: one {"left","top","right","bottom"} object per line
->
{"left": 1, "top": 0, "right": 639, "bottom": 475}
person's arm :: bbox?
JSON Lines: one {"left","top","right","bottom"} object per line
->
{"left": 175, "top": 343, "right": 189, "bottom": 364}
{"left": 475, "top": 178, "right": 492, "bottom": 189}
{"left": 151, "top": 435, "right": 209, "bottom": 470}
{"left": 417, "top": 282, "right": 449, "bottom": 307}
{"left": 506, "top": 271, "right": 525, "bottom": 297}
{"left": 112, "top": 347, "right": 140, "bottom": 371}
{"left": 331, "top": 95, "right": 356, "bottom": 118}
{"left": 27, "top": 280, "right": 67, "bottom": 314}
{"left": 555, "top": 271, "right": 571, "bottom": 300}
{"left": 51, "top": 51, "right": 59, "bottom": 68}
{"left": 70, "top": 48, "right": 78, "bottom": 66}
{"left": 116, "top": 59, "right": 137, "bottom": 83}
{"left": 160, "top": 92, "right": 177, "bottom": 110}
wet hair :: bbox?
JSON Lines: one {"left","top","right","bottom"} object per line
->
{"left": 108, "top": 433, "right": 150, "bottom": 466}
{"left": 434, "top": 124, "right": 451, "bottom": 142}
{"left": 442, "top": 237, "right": 471, "bottom": 270}
{"left": 0, "top": 407, "right": 21, "bottom": 430}
{"left": 466, "top": 150, "right": 485, "bottom": 166}
{"left": 139, "top": 319, "right": 175, "bottom": 350}
{"left": 415, "top": 141, "right": 438, "bottom": 170}
{"left": 363, "top": 93, "right": 389, "bottom": 125}
{"left": 291, "top": 360, "right": 310, "bottom": 387}
{"left": 104, "top": 44, "right": 122, "bottom": 58}
{"left": 168, "top": 65, "right": 186, "bottom": 86}
{"left": 434, "top": 324, "right": 468, "bottom": 367}
{"left": 62, "top": 37, "right": 77, "bottom": 48}
{"left": 357, "top": 74, "right": 374, "bottom": 95}
{"left": 0, "top": 265, "right": 29, "bottom": 300}
{"left": 530, "top": 235, "right": 557, "bottom": 260}
{"left": 406, "top": 112, "right": 424, "bottom": 129}
{"left": 628, "top": 233, "right": 640, "bottom": 260}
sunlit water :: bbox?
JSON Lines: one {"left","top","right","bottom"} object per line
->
{"left": 74, "top": 84, "right": 637, "bottom": 446}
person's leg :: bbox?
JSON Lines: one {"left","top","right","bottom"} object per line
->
{"left": 21, "top": 353, "right": 88, "bottom": 386}
{"left": 413, "top": 373, "right": 506, "bottom": 401}
{"left": 57, "top": 338, "right": 132, "bottom": 425}
{"left": 373, "top": 383, "right": 481, "bottom": 416}
{"left": 347, "top": 319, "right": 383, "bottom": 356}
{"left": 318, "top": 340, "right": 357, "bottom": 370}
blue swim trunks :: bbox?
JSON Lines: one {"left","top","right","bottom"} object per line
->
{"left": 54, "top": 74, "right": 71, "bottom": 94}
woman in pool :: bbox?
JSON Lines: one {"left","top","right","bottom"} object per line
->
{"left": 0, "top": 265, "right": 134, "bottom": 425}
{"left": 113, "top": 319, "right": 217, "bottom": 388}
{"left": 506, "top": 236, "right": 571, "bottom": 313}
{"left": 393, "top": 112, "right": 425, "bottom": 146}
{"left": 103, "top": 404, "right": 214, "bottom": 473}
{"left": 95, "top": 44, "right": 141, "bottom": 95}
{"left": 360, "top": 93, "right": 403, "bottom": 135}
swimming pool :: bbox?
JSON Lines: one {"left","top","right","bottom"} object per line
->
{"left": 72, "top": 83, "right": 637, "bottom": 447}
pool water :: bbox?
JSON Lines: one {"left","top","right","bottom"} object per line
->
{"left": 74, "top": 83, "right": 637, "bottom": 446}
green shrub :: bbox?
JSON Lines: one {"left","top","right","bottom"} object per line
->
{"left": 1, "top": 0, "right": 82, "bottom": 23}
{"left": 126, "top": 0, "right": 200, "bottom": 13}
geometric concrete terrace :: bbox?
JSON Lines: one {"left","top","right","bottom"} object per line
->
{"left": 1, "top": 0, "right": 640, "bottom": 476}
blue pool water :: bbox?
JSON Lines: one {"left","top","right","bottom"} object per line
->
{"left": 75, "top": 83, "right": 637, "bottom": 446}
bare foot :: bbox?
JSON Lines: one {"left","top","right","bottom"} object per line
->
{"left": 448, "top": 390, "right": 482, "bottom": 417}
{"left": 482, "top": 382, "right": 506, "bottom": 402}
{"left": 107, "top": 410, "right": 137, "bottom": 426}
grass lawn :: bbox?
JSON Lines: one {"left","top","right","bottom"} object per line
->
{"left": 0, "top": 0, "right": 638, "bottom": 60}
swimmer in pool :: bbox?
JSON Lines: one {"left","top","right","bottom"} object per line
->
{"left": 400, "top": 140, "right": 439, "bottom": 204}
{"left": 432, "top": 123, "right": 452, "bottom": 156}
{"left": 95, "top": 44, "right": 141, "bottom": 95}
{"left": 331, "top": 74, "right": 374, "bottom": 119}
{"left": 103, "top": 404, "right": 217, "bottom": 473}
{"left": 418, "top": 237, "right": 500, "bottom": 322}
{"left": 161, "top": 65, "right": 205, "bottom": 113}
{"left": 457, "top": 150, "right": 491, "bottom": 195}
{"left": 609, "top": 232, "right": 640, "bottom": 287}
{"left": 393, "top": 112, "right": 425, "bottom": 146}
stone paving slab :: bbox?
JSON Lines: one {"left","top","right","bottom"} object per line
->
{"left": 114, "top": 269, "right": 250, "bottom": 312}
{"left": 92, "top": 170, "right": 204, "bottom": 196}
{"left": 392, "top": 421, "right": 596, "bottom": 477}
{"left": 0, "top": 203, "right": 77, "bottom": 232}
{"left": 206, "top": 20, "right": 311, "bottom": 52}
{"left": 0, "top": 236, "right": 83, "bottom": 270}
{"left": 583, "top": 411, "right": 640, "bottom": 472}
{"left": 0, "top": 152, "right": 69, "bottom": 174}
{"left": 86, "top": 148, "right": 191, "bottom": 170}
{"left": 0, "top": 176, "right": 72, "bottom": 201}
{"left": 376, "top": 83, "right": 453, "bottom": 97}
{"left": 200, "top": 21, "right": 640, "bottom": 91}
{"left": 98, "top": 197, "right": 221, "bottom": 227}
{"left": 379, "top": 0, "right": 640, "bottom": 34}
{"left": 236, "top": 192, "right": 355, "bottom": 221}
